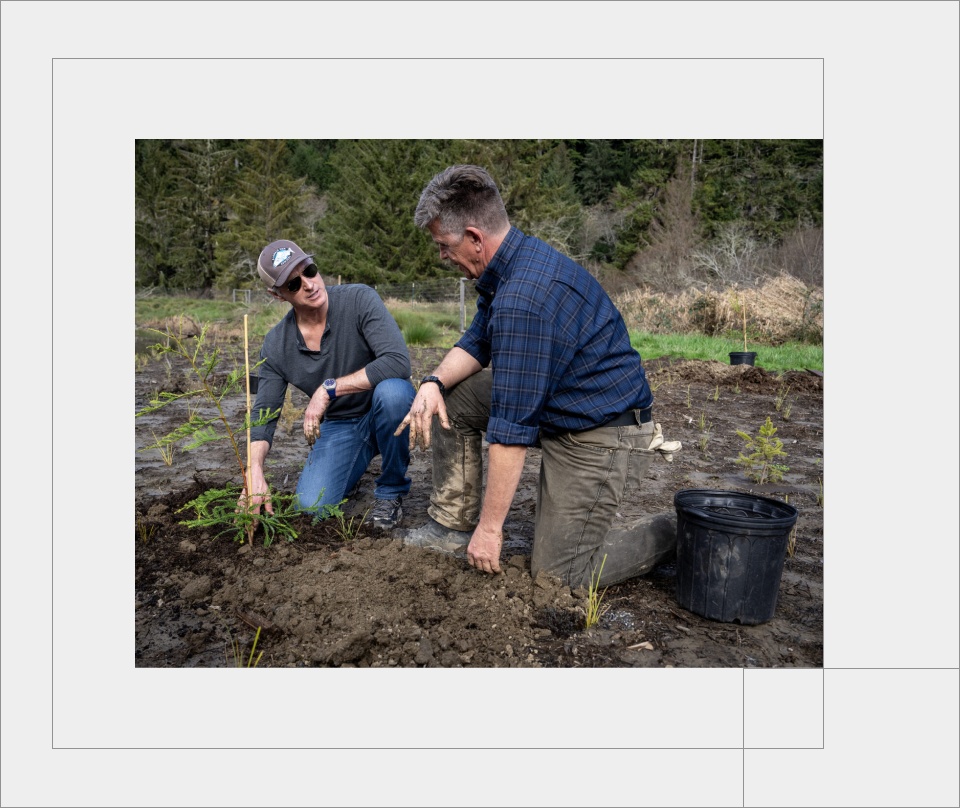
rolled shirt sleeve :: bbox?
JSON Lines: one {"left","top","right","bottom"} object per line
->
{"left": 485, "top": 305, "right": 568, "bottom": 446}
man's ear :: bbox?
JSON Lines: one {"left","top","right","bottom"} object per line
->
{"left": 464, "top": 226, "right": 484, "bottom": 250}
{"left": 268, "top": 288, "right": 285, "bottom": 302}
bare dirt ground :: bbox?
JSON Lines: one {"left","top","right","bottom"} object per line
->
{"left": 135, "top": 340, "right": 823, "bottom": 668}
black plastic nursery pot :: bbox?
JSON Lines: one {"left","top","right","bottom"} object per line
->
{"left": 674, "top": 489, "right": 799, "bottom": 625}
{"left": 729, "top": 351, "right": 757, "bottom": 366}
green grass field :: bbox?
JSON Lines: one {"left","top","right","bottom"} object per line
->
{"left": 630, "top": 330, "right": 823, "bottom": 372}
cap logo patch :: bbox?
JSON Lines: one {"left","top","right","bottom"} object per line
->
{"left": 272, "top": 248, "right": 294, "bottom": 267}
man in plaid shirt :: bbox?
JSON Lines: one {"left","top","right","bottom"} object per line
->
{"left": 396, "top": 165, "right": 679, "bottom": 588}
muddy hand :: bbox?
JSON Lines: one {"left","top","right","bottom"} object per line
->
{"left": 303, "top": 386, "right": 331, "bottom": 447}
{"left": 394, "top": 384, "right": 450, "bottom": 452}
{"left": 467, "top": 525, "right": 503, "bottom": 574}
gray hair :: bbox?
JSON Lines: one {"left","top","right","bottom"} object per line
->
{"left": 414, "top": 165, "right": 510, "bottom": 239}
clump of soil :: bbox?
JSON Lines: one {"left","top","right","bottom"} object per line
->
{"left": 137, "top": 488, "right": 584, "bottom": 668}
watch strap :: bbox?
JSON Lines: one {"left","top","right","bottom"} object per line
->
{"left": 420, "top": 376, "right": 446, "bottom": 396}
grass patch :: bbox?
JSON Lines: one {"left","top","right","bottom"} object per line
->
{"left": 387, "top": 301, "right": 474, "bottom": 348}
{"left": 629, "top": 330, "right": 822, "bottom": 372}
{"left": 135, "top": 298, "right": 287, "bottom": 338}
{"left": 402, "top": 320, "right": 439, "bottom": 346}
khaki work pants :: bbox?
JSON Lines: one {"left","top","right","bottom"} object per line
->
{"left": 428, "top": 370, "right": 677, "bottom": 589}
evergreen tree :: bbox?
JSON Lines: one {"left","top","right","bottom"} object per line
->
{"left": 135, "top": 139, "right": 178, "bottom": 287}
{"left": 575, "top": 139, "right": 637, "bottom": 205}
{"left": 315, "top": 139, "right": 449, "bottom": 284}
{"left": 286, "top": 139, "right": 338, "bottom": 192}
{"left": 169, "top": 139, "right": 235, "bottom": 289}
{"left": 214, "top": 140, "right": 312, "bottom": 289}
{"left": 694, "top": 139, "right": 823, "bottom": 240}
{"left": 454, "top": 139, "right": 583, "bottom": 259}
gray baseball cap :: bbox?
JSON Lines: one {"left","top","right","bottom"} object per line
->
{"left": 257, "top": 240, "right": 315, "bottom": 289}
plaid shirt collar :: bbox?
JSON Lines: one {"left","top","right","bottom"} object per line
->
{"left": 476, "top": 226, "right": 524, "bottom": 297}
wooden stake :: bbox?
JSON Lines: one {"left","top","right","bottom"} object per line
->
{"left": 244, "top": 315, "right": 253, "bottom": 543}
{"left": 338, "top": 274, "right": 341, "bottom": 286}
{"left": 742, "top": 292, "right": 747, "bottom": 353}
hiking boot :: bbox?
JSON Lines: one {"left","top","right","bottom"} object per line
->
{"left": 399, "top": 518, "right": 473, "bottom": 553}
{"left": 370, "top": 497, "right": 403, "bottom": 531}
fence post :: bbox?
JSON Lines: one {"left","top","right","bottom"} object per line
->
{"left": 459, "top": 278, "right": 466, "bottom": 333}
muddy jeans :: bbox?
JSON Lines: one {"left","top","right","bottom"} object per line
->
{"left": 428, "top": 370, "right": 677, "bottom": 589}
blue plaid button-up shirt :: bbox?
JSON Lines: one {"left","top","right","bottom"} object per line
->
{"left": 456, "top": 227, "right": 653, "bottom": 446}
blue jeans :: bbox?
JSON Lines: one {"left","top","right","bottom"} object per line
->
{"left": 294, "top": 378, "right": 415, "bottom": 518}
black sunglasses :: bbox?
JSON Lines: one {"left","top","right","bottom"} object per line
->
{"left": 285, "top": 264, "right": 319, "bottom": 293}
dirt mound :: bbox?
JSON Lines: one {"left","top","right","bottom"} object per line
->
{"left": 644, "top": 358, "right": 822, "bottom": 394}
{"left": 136, "top": 489, "right": 591, "bottom": 668}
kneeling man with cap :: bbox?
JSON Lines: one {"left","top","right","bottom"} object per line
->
{"left": 242, "top": 240, "right": 416, "bottom": 530}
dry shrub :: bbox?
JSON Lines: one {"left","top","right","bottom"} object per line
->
{"left": 380, "top": 297, "right": 413, "bottom": 311}
{"left": 772, "top": 225, "right": 823, "bottom": 286}
{"left": 614, "top": 273, "right": 823, "bottom": 345}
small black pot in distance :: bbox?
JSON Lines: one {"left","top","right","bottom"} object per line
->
{"left": 729, "top": 351, "right": 757, "bottom": 366}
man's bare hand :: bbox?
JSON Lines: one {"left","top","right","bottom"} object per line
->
{"left": 304, "top": 388, "right": 330, "bottom": 446}
{"left": 393, "top": 381, "right": 450, "bottom": 452}
{"left": 236, "top": 471, "right": 274, "bottom": 527}
{"left": 466, "top": 524, "right": 503, "bottom": 574}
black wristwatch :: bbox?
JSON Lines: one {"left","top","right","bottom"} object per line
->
{"left": 322, "top": 378, "right": 337, "bottom": 400}
{"left": 420, "top": 375, "right": 446, "bottom": 396}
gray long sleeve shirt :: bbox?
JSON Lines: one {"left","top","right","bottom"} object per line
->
{"left": 250, "top": 284, "right": 411, "bottom": 448}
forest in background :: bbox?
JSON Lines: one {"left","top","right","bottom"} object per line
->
{"left": 135, "top": 138, "right": 823, "bottom": 294}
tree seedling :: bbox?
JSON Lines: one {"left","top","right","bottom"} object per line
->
{"left": 216, "top": 614, "right": 264, "bottom": 668}
{"left": 774, "top": 384, "right": 792, "bottom": 412}
{"left": 136, "top": 513, "right": 156, "bottom": 543}
{"left": 649, "top": 372, "right": 670, "bottom": 393}
{"left": 695, "top": 411, "right": 708, "bottom": 431}
{"left": 711, "top": 385, "right": 720, "bottom": 402}
{"left": 817, "top": 477, "right": 824, "bottom": 507}
{"left": 136, "top": 317, "right": 331, "bottom": 546}
{"left": 151, "top": 430, "right": 175, "bottom": 466}
{"left": 735, "top": 417, "right": 789, "bottom": 485}
{"left": 585, "top": 554, "right": 611, "bottom": 629}
{"left": 329, "top": 504, "right": 369, "bottom": 542}
{"left": 782, "top": 397, "right": 794, "bottom": 421}
{"left": 697, "top": 423, "right": 712, "bottom": 454}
